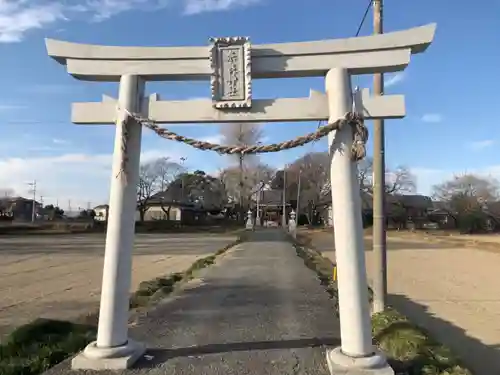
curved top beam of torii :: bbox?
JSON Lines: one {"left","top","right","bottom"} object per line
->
{"left": 45, "top": 23, "right": 436, "bottom": 82}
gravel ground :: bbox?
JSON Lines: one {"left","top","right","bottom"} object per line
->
{"left": 308, "top": 229, "right": 500, "bottom": 375}
{"left": 44, "top": 229, "right": 340, "bottom": 375}
{"left": 0, "top": 233, "right": 236, "bottom": 340}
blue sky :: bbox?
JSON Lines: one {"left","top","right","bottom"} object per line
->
{"left": 0, "top": 0, "right": 498, "bottom": 209}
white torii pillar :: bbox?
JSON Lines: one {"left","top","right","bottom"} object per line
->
{"left": 324, "top": 68, "right": 392, "bottom": 375}
{"left": 72, "top": 75, "right": 146, "bottom": 370}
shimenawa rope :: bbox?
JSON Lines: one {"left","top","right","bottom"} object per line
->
{"left": 115, "top": 109, "right": 368, "bottom": 183}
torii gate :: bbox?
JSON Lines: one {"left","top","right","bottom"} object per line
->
{"left": 46, "top": 23, "right": 435, "bottom": 373}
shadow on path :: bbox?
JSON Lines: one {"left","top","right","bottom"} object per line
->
{"left": 389, "top": 293, "right": 500, "bottom": 375}
{"left": 135, "top": 337, "right": 341, "bottom": 369}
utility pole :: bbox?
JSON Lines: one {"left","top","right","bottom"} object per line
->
{"left": 180, "top": 157, "right": 187, "bottom": 202}
{"left": 256, "top": 180, "right": 262, "bottom": 226}
{"left": 27, "top": 180, "right": 36, "bottom": 222}
{"left": 296, "top": 169, "right": 301, "bottom": 218}
{"left": 372, "top": 0, "right": 387, "bottom": 313}
{"left": 282, "top": 168, "right": 287, "bottom": 227}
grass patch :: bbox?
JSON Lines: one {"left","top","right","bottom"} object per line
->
{"left": 290, "top": 234, "right": 472, "bottom": 375}
{"left": 0, "top": 319, "right": 96, "bottom": 375}
{"left": 0, "top": 233, "right": 245, "bottom": 375}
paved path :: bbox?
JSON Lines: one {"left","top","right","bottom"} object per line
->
{"left": 45, "top": 230, "right": 340, "bottom": 375}
{"left": 309, "top": 230, "right": 500, "bottom": 375}
{"left": 0, "top": 233, "right": 236, "bottom": 340}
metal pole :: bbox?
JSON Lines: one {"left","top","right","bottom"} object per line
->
{"left": 256, "top": 181, "right": 261, "bottom": 226}
{"left": 29, "top": 180, "right": 36, "bottom": 222}
{"left": 239, "top": 154, "right": 244, "bottom": 222}
{"left": 282, "top": 168, "right": 287, "bottom": 227}
{"left": 296, "top": 170, "right": 301, "bottom": 219}
{"left": 372, "top": 0, "right": 387, "bottom": 313}
{"left": 180, "top": 157, "right": 187, "bottom": 202}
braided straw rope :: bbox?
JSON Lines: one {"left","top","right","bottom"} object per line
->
{"left": 116, "top": 109, "right": 368, "bottom": 184}
{"left": 121, "top": 109, "right": 368, "bottom": 160}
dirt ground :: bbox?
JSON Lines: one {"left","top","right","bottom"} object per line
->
{"left": 306, "top": 229, "right": 500, "bottom": 375}
{"left": 0, "top": 233, "right": 236, "bottom": 340}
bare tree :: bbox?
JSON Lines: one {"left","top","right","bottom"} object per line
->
{"left": 433, "top": 173, "right": 499, "bottom": 203}
{"left": 137, "top": 157, "right": 184, "bottom": 222}
{"left": 219, "top": 123, "right": 264, "bottom": 219}
{"left": 279, "top": 152, "right": 330, "bottom": 224}
{"left": 432, "top": 173, "right": 500, "bottom": 233}
{"left": 219, "top": 123, "right": 263, "bottom": 167}
{"left": 220, "top": 163, "right": 275, "bottom": 206}
{"left": 357, "top": 157, "right": 416, "bottom": 195}
{"left": 155, "top": 157, "right": 185, "bottom": 192}
{"left": 165, "top": 170, "right": 227, "bottom": 210}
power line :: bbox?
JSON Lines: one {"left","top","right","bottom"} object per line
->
{"left": 312, "top": 0, "right": 374, "bottom": 143}
{"left": 355, "top": 0, "right": 374, "bottom": 37}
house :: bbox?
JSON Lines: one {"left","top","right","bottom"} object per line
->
{"left": 318, "top": 191, "right": 378, "bottom": 227}
{"left": 254, "top": 189, "right": 292, "bottom": 226}
{"left": 136, "top": 191, "right": 210, "bottom": 224}
{"left": 93, "top": 204, "right": 109, "bottom": 222}
{"left": 136, "top": 196, "right": 182, "bottom": 222}
{"left": 0, "top": 197, "right": 42, "bottom": 221}
{"left": 319, "top": 192, "right": 433, "bottom": 228}
{"left": 426, "top": 201, "right": 456, "bottom": 228}
{"left": 427, "top": 200, "right": 500, "bottom": 231}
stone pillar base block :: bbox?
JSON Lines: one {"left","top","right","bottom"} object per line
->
{"left": 326, "top": 347, "right": 394, "bottom": 375}
{"left": 72, "top": 339, "right": 146, "bottom": 370}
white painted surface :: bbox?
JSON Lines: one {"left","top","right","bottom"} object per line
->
{"left": 72, "top": 89, "right": 405, "bottom": 124}
{"left": 63, "top": 49, "right": 411, "bottom": 81}
{"left": 45, "top": 24, "right": 436, "bottom": 81}
{"left": 96, "top": 75, "right": 144, "bottom": 349}
{"left": 45, "top": 24, "right": 435, "bottom": 61}
{"left": 326, "top": 69, "right": 373, "bottom": 357}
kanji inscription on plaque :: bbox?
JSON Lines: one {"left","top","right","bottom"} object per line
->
{"left": 209, "top": 37, "right": 252, "bottom": 109}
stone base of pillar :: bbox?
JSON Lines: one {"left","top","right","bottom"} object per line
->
{"left": 326, "top": 347, "right": 394, "bottom": 375}
{"left": 72, "top": 339, "right": 146, "bottom": 370}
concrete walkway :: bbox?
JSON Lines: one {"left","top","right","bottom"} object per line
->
{"left": 45, "top": 230, "right": 341, "bottom": 375}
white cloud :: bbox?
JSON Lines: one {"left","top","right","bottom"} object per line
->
{"left": 0, "top": 104, "right": 26, "bottom": 111}
{"left": 384, "top": 72, "right": 405, "bottom": 88}
{"left": 200, "top": 134, "right": 224, "bottom": 144}
{"left": 52, "top": 138, "right": 70, "bottom": 145}
{"left": 0, "top": 148, "right": 180, "bottom": 210}
{"left": 0, "top": 1, "right": 64, "bottom": 43}
{"left": 183, "top": 0, "right": 260, "bottom": 14}
{"left": 74, "top": 0, "right": 171, "bottom": 22}
{"left": 0, "top": 0, "right": 262, "bottom": 42}
{"left": 19, "top": 84, "right": 76, "bottom": 95}
{"left": 421, "top": 113, "right": 443, "bottom": 123}
{"left": 467, "top": 139, "right": 495, "bottom": 151}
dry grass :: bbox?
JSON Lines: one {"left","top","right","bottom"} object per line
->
{"left": 0, "top": 233, "right": 245, "bottom": 375}
{"left": 0, "top": 234, "right": 238, "bottom": 339}
{"left": 291, "top": 233, "right": 472, "bottom": 375}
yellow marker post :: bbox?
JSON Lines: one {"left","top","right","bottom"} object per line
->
{"left": 333, "top": 266, "right": 337, "bottom": 281}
